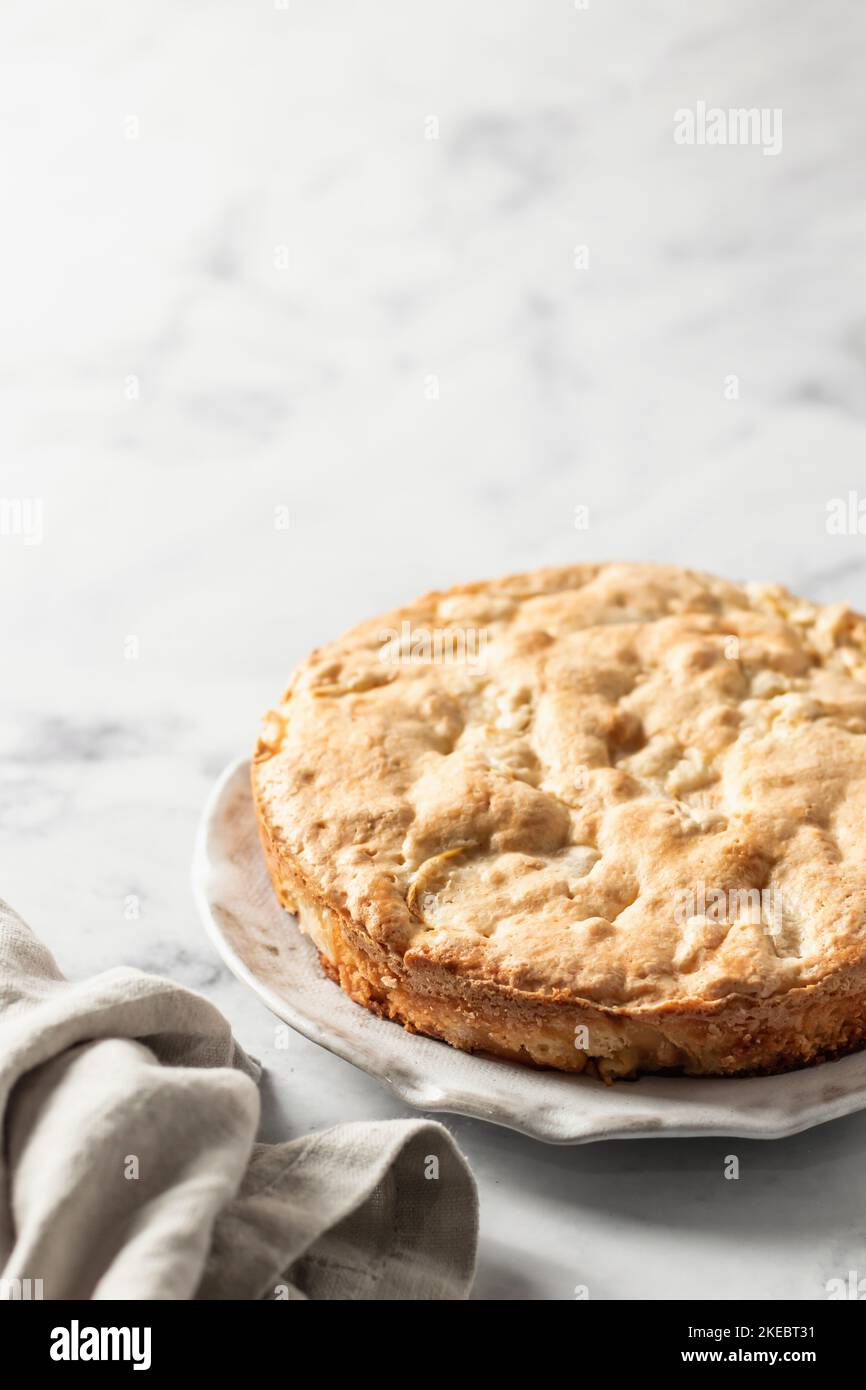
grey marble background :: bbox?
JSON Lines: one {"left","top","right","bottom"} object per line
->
{"left": 2, "top": 0, "right": 866, "bottom": 1299}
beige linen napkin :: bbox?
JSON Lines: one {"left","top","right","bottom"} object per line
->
{"left": 0, "top": 900, "right": 478, "bottom": 1300}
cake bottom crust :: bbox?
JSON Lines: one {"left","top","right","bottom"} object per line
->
{"left": 314, "top": 909, "right": 866, "bottom": 1082}
{"left": 258, "top": 828, "right": 866, "bottom": 1082}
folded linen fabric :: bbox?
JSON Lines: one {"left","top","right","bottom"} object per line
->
{"left": 0, "top": 900, "right": 477, "bottom": 1300}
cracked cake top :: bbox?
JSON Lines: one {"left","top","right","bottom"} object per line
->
{"left": 253, "top": 563, "right": 866, "bottom": 1012}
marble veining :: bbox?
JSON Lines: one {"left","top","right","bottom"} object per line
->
{"left": 2, "top": 0, "right": 866, "bottom": 1299}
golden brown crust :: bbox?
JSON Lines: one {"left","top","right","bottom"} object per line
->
{"left": 252, "top": 563, "right": 866, "bottom": 1079}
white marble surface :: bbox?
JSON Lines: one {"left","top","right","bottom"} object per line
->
{"left": 2, "top": 0, "right": 866, "bottom": 1300}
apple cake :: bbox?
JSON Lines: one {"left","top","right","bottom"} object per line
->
{"left": 252, "top": 563, "right": 866, "bottom": 1080}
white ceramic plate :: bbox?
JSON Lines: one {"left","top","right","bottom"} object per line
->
{"left": 193, "top": 758, "right": 866, "bottom": 1144}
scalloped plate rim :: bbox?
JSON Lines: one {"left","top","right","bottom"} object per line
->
{"left": 192, "top": 758, "right": 866, "bottom": 1145}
